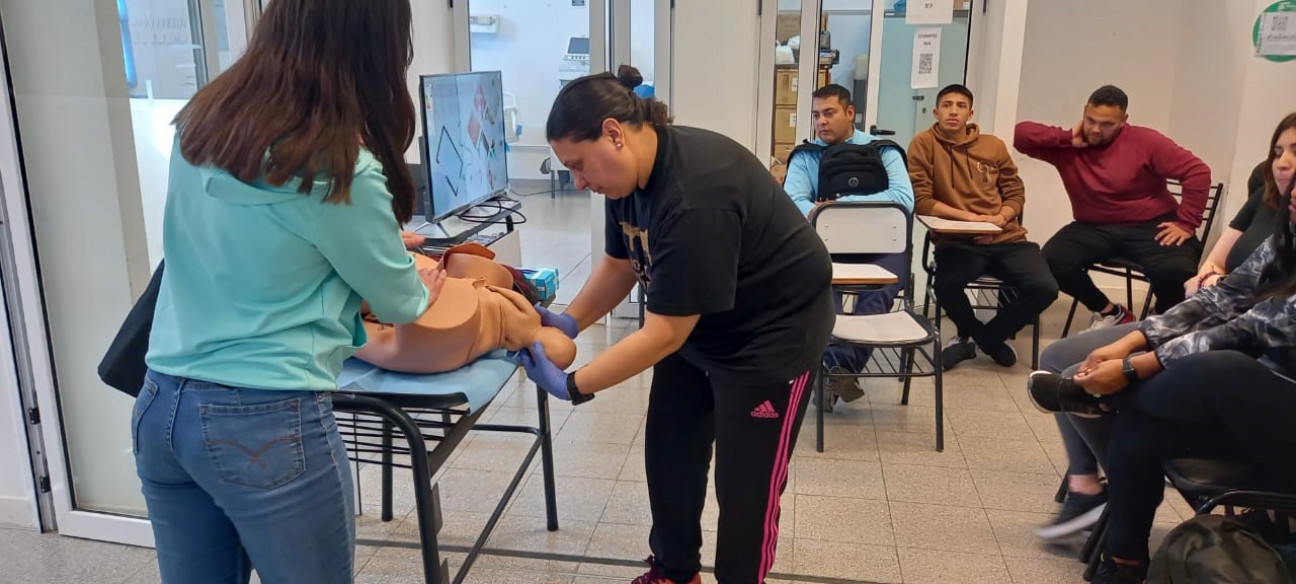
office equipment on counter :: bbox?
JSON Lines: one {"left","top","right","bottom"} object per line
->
{"left": 558, "top": 37, "right": 590, "bottom": 86}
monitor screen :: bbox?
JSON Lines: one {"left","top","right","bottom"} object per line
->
{"left": 567, "top": 37, "right": 590, "bottom": 55}
{"left": 419, "top": 71, "right": 509, "bottom": 222}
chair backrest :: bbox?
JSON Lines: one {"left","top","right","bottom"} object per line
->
{"left": 808, "top": 201, "right": 912, "bottom": 258}
{"left": 1166, "top": 180, "right": 1226, "bottom": 241}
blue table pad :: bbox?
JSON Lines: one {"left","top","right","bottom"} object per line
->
{"left": 336, "top": 350, "right": 520, "bottom": 414}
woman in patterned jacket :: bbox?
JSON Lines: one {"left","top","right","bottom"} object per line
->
{"left": 1027, "top": 118, "right": 1296, "bottom": 584}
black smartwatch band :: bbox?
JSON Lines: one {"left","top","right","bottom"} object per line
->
{"left": 1121, "top": 356, "right": 1140, "bottom": 384}
{"left": 567, "top": 370, "right": 594, "bottom": 405}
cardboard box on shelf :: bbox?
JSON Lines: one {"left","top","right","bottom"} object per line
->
{"left": 773, "top": 142, "right": 795, "bottom": 165}
{"left": 773, "top": 106, "right": 797, "bottom": 144}
{"left": 775, "top": 68, "right": 798, "bottom": 106}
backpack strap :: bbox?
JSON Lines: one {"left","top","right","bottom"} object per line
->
{"left": 868, "top": 139, "right": 909, "bottom": 170}
{"left": 788, "top": 139, "right": 824, "bottom": 164}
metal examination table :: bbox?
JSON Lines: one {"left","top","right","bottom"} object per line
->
{"left": 331, "top": 351, "right": 558, "bottom": 583}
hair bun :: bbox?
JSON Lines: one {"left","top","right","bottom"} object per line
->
{"left": 615, "top": 65, "right": 644, "bottom": 90}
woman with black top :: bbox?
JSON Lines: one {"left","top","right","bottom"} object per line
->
{"left": 517, "top": 66, "right": 835, "bottom": 584}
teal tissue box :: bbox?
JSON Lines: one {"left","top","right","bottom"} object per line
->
{"left": 521, "top": 268, "right": 559, "bottom": 303}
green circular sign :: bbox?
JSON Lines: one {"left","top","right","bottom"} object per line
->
{"left": 1254, "top": 0, "right": 1296, "bottom": 62}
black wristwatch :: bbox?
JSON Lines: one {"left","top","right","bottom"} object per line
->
{"left": 567, "top": 370, "right": 594, "bottom": 405}
{"left": 1121, "top": 356, "right": 1140, "bottom": 384}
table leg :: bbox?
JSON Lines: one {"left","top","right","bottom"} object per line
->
{"left": 382, "top": 420, "right": 394, "bottom": 522}
{"left": 536, "top": 386, "right": 559, "bottom": 531}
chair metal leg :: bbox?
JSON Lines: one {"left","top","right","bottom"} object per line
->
{"left": 1032, "top": 317, "right": 1041, "bottom": 370}
{"left": 1080, "top": 504, "right": 1110, "bottom": 564}
{"left": 900, "top": 348, "right": 915, "bottom": 406}
{"left": 382, "top": 420, "right": 394, "bottom": 522}
{"left": 1124, "top": 270, "right": 1134, "bottom": 313}
{"left": 535, "top": 385, "right": 560, "bottom": 531}
{"left": 1062, "top": 297, "right": 1080, "bottom": 338}
{"left": 934, "top": 354, "right": 944, "bottom": 453}
{"left": 814, "top": 369, "right": 825, "bottom": 453}
{"left": 932, "top": 336, "right": 945, "bottom": 452}
{"left": 1139, "top": 286, "right": 1155, "bottom": 320}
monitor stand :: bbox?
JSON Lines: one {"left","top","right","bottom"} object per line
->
{"left": 412, "top": 195, "right": 520, "bottom": 248}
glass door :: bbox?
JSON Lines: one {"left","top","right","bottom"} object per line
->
{"left": 0, "top": 0, "right": 250, "bottom": 544}
{"left": 866, "top": 0, "right": 974, "bottom": 147}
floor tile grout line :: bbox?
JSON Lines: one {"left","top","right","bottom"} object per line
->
{"left": 355, "top": 538, "right": 885, "bottom": 584}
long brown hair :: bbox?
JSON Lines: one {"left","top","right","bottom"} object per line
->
{"left": 174, "top": 0, "right": 418, "bottom": 223}
{"left": 1263, "top": 112, "right": 1296, "bottom": 209}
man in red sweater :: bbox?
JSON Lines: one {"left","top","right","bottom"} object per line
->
{"left": 1015, "top": 85, "right": 1211, "bottom": 331}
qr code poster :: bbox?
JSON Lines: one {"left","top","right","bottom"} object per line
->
{"left": 1254, "top": 1, "right": 1296, "bottom": 61}
{"left": 910, "top": 28, "right": 941, "bottom": 89}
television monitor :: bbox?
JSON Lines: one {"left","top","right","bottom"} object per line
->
{"left": 419, "top": 71, "right": 510, "bottom": 222}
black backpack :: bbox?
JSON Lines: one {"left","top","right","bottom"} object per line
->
{"left": 790, "top": 139, "right": 907, "bottom": 202}
{"left": 1149, "top": 514, "right": 1293, "bottom": 583}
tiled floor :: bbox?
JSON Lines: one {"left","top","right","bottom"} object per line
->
{"left": 1, "top": 192, "right": 1199, "bottom": 583}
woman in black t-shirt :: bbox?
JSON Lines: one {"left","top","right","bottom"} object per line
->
{"left": 518, "top": 66, "right": 835, "bottom": 584}
{"left": 1185, "top": 158, "right": 1282, "bottom": 297}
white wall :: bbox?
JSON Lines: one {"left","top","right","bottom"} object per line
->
{"left": 1220, "top": 1, "right": 1296, "bottom": 223}
{"left": 0, "top": 371, "right": 36, "bottom": 528}
{"left": 407, "top": 0, "right": 457, "bottom": 164}
{"left": 1014, "top": 0, "right": 1185, "bottom": 248}
{"left": 674, "top": 0, "right": 763, "bottom": 152}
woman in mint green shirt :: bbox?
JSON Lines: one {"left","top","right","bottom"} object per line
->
{"left": 131, "top": 1, "right": 441, "bottom": 582}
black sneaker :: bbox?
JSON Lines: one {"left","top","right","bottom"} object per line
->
{"left": 1027, "top": 371, "right": 1106, "bottom": 418}
{"left": 941, "top": 336, "right": 977, "bottom": 371}
{"left": 1034, "top": 489, "right": 1108, "bottom": 540}
{"left": 1092, "top": 555, "right": 1147, "bottom": 584}
{"left": 976, "top": 338, "right": 1018, "bottom": 368}
{"left": 827, "top": 365, "right": 866, "bottom": 402}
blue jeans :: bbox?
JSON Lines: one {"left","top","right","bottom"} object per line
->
{"left": 133, "top": 370, "right": 355, "bottom": 584}
{"left": 824, "top": 252, "right": 907, "bottom": 372}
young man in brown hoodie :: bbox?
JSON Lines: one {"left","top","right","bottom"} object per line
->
{"left": 909, "top": 84, "right": 1058, "bottom": 370}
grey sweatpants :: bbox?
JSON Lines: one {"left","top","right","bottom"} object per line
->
{"left": 1038, "top": 322, "right": 1141, "bottom": 476}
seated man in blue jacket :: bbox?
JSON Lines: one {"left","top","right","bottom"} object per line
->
{"left": 784, "top": 84, "right": 915, "bottom": 407}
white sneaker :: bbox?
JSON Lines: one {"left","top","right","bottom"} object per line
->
{"left": 1083, "top": 305, "right": 1133, "bottom": 333}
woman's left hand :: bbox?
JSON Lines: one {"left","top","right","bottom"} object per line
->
{"left": 1073, "top": 359, "right": 1129, "bottom": 395}
{"left": 401, "top": 230, "right": 426, "bottom": 249}
{"left": 517, "top": 342, "right": 573, "bottom": 401}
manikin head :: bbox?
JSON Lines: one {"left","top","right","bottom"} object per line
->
{"left": 546, "top": 65, "right": 671, "bottom": 200}
{"left": 1081, "top": 85, "right": 1129, "bottom": 147}
{"left": 933, "top": 84, "right": 974, "bottom": 134}
{"left": 811, "top": 84, "right": 857, "bottom": 145}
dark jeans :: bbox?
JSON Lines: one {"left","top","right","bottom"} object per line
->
{"left": 1043, "top": 217, "right": 1202, "bottom": 314}
{"left": 1038, "top": 323, "right": 1140, "bottom": 476}
{"left": 1103, "top": 351, "right": 1296, "bottom": 561}
{"left": 645, "top": 353, "right": 812, "bottom": 584}
{"left": 824, "top": 252, "right": 907, "bottom": 372}
{"left": 933, "top": 240, "right": 1058, "bottom": 346}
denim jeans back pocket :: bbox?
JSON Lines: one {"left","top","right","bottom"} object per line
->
{"left": 131, "top": 377, "right": 160, "bottom": 455}
{"left": 200, "top": 397, "right": 306, "bottom": 490}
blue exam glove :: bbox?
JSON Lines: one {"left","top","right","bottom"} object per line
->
{"left": 534, "top": 303, "right": 579, "bottom": 339}
{"left": 518, "top": 342, "right": 571, "bottom": 401}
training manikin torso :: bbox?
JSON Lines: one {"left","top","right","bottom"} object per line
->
{"left": 355, "top": 244, "right": 576, "bottom": 373}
